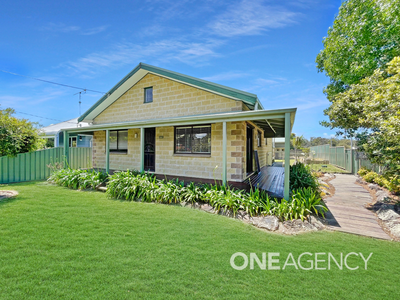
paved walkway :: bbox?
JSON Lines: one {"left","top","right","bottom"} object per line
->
{"left": 325, "top": 174, "right": 391, "bottom": 240}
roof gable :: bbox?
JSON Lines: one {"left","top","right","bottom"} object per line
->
{"left": 78, "top": 63, "right": 259, "bottom": 122}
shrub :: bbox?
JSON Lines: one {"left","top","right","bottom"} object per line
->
{"left": 386, "top": 175, "right": 400, "bottom": 194}
{"left": 363, "top": 171, "right": 378, "bottom": 183}
{"left": 290, "top": 163, "right": 319, "bottom": 192}
{"left": 358, "top": 167, "right": 369, "bottom": 177}
{"left": 373, "top": 175, "right": 390, "bottom": 188}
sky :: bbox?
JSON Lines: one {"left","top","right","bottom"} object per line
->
{"left": 0, "top": 0, "right": 342, "bottom": 139}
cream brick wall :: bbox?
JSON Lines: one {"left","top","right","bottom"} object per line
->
{"left": 90, "top": 73, "right": 275, "bottom": 182}
{"left": 93, "top": 73, "right": 243, "bottom": 125}
{"left": 92, "top": 129, "right": 141, "bottom": 171}
{"left": 92, "top": 122, "right": 248, "bottom": 182}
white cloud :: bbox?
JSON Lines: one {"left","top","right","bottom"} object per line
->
{"left": 41, "top": 23, "right": 108, "bottom": 35}
{"left": 208, "top": 0, "right": 298, "bottom": 37}
{"left": 202, "top": 71, "right": 249, "bottom": 82}
{"left": 295, "top": 98, "right": 328, "bottom": 111}
{"left": 64, "top": 39, "right": 223, "bottom": 74}
{"left": 81, "top": 26, "right": 109, "bottom": 36}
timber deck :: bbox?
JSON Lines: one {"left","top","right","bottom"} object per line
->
{"left": 247, "top": 166, "right": 285, "bottom": 198}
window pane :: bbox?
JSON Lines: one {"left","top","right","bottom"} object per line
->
{"left": 118, "top": 131, "right": 128, "bottom": 150}
{"left": 145, "top": 87, "right": 153, "bottom": 103}
{"left": 175, "top": 127, "right": 191, "bottom": 153}
{"left": 192, "top": 126, "right": 211, "bottom": 153}
{"left": 109, "top": 131, "right": 118, "bottom": 150}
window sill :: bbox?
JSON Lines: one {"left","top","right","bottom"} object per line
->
{"left": 173, "top": 153, "right": 211, "bottom": 158}
{"left": 110, "top": 151, "right": 128, "bottom": 155}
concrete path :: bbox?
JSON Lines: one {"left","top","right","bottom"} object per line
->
{"left": 325, "top": 174, "right": 391, "bottom": 240}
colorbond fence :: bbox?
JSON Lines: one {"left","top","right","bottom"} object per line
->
{"left": 309, "top": 144, "right": 379, "bottom": 174}
{"left": 0, "top": 147, "right": 92, "bottom": 184}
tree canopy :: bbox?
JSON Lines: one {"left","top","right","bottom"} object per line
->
{"left": 316, "top": 0, "right": 400, "bottom": 103}
{"left": 0, "top": 107, "right": 45, "bottom": 157}
{"left": 324, "top": 57, "right": 400, "bottom": 173}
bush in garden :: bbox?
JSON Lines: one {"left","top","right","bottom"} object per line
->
{"left": 363, "top": 171, "right": 379, "bottom": 183}
{"left": 289, "top": 163, "right": 319, "bottom": 192}
{"left": 373, "top": 175, "right": 390, "bottom": 189}
{"left": 48, "top": 168, "right": 107, "bottom": 190}
{"left": 386, "top": 175, "right": 400, "bottom": 194}
{"left": 357, "top": 167, "right": 369, "bottom": 177}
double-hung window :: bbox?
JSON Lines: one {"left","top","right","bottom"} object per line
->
{"left": 109, "top": 130, "right": 128, "bottom": 153}
{"left": 175, "top": 125, "right": 211, "bottom": 154}
{"left": 144, "top": 87, "right": 153, "bottom": 103}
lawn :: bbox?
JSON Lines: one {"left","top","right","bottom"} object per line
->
{"left": 308, "top": 163, "right": 350, "bottom": 174}
{"left": 1, "top": 182, "right": 399, "bottom": 299}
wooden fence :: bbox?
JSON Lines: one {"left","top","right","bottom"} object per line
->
{"left": 0, "top": 147, "right": 92, "bottom": 184}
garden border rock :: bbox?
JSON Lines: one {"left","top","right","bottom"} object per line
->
{"left": 184, "top": 202, "right": 327, "bottom": 235}
{"left": 356, "top": 175, "right": 400, "bottom": 241}
{"left": 0, "top": 190, "right": 19, "bottom": 201}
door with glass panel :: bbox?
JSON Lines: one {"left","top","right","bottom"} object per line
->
{"left": 144, "top": 128, "right": 156, "bottom": 172}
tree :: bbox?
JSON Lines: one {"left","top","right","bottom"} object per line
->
{"left": 291, "top": 135, "right": 305, "bottom": 163}
{"left": 328, "top": 57, "right": 400, "bottom": 173}
{"left": 0, "top": 107, "right": 45, "bottom": 157}
{"left": 317, "top": 0, "right": 400, "bottom": 104}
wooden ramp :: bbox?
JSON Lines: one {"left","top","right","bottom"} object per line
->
{"left": 247, "top": 166, "right": 285, "bottom": 198}
{"left": 325, "top": 174, "right": 391, "bottom": 240}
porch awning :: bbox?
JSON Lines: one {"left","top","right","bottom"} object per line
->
{"left": 64, "top": 108, "right": 296, "bottom": 138}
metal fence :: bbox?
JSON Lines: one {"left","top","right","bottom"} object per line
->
{"left": 309, "top": 144, "right": 379, "bottom": 174}
{"left": 0, "top": 147, "right": 92, "bottom": 184}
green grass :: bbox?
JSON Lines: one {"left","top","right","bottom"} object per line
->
{"left": 308, "top": 163, "right": 350, "bottom": 174}
{"left": 1, "top": 182, "right": 399, "bottom": 299}
{"left": 274, "top": 159, "right": 296, "bottom": 165}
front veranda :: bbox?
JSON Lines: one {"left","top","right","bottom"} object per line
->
{"left": 63, "top": 109, "right": 296, "bottom": 198}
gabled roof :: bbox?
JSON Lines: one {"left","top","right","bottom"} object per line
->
{"left": 40, "top": 118, "right": 90, "bottom": 136}
{"left": 78, "top": 63, "right": 260, "bottom": 123}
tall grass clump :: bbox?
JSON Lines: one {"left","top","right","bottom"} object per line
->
{"left": 49, "top": 168, "right": 328, "bottom": 222}
{"left": 48, "top": 168, "right": 107, "bottom": 190}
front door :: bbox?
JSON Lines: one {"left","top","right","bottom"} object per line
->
{"left": 144, "top": 128, "right": 156, "bottom": 172}
{"left": 246, "top": 126, "right": 253, "bottom": 173}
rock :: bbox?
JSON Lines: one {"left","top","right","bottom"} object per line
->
{"left": 192, "top": 202, "right": 201, "bottom": 209}
{"left": 0, "top": 190, "right": 18, "bottom": 200}
{"left": 386, "top": 223, "right": 400, "bottom": 238}
{"left": 280, "top": 219, "right": 316, "bottom": 234}
{"left": 368, "top": 183, "right": 380, "bottom": 191}
{"left": 200, "top": 204, "right": 215, "bottom": 213}
{"left": 355, "top": 178, "right": 364, "bottom": 184}
{"left": 251, "top": 216, "right": 263, "bottom": 227}
{"left": 257, "top": 216, "right": 279, "bottom": 231}
{"left": 309, "top": 216, "right": 326, "bottom": 230}
{"left": 375, "top": 190, "right": 392, "bottom": 203}
{"left": 377, "top": 206, "right": 399, "bottom": 221}
{"left": 180, "top": 201, "right": 188, "bottom": 207}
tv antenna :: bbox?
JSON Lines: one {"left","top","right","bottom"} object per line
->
{"left": 74, "top": 89, "right": 87, "bottom": 116}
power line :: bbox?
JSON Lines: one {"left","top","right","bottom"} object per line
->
{"left": 0, "top": 69, "right": 106, "bottom": 94}
{"left": 15, "top": 111, "right": 78, "bottom": 124}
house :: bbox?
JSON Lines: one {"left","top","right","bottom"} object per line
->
{"left": 41, "top": 118, "right": 93, "bottom": 148}
{"left": 273, "top": 138, "right": 285, "bottom": 160}
{"left": 63, "top": 63, "right": 296, "bottom": 198}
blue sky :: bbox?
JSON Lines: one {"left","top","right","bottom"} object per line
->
{"left": 0, "top": 0, "right": 341, "bottom": 139}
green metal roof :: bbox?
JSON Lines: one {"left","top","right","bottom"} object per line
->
{"left": 78, "top": 63, "right": 259, "bottom": 122}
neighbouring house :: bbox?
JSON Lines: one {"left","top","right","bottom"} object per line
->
{"left": 273, "top": 138, "right": 285, "bottom": 160}
{"left": 41, "top": 118, "right": 93, "bottom": 148}
{"left": 62, "top": 63, "right": 296, "bottom": 198}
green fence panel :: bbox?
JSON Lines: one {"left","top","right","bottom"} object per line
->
{"left": 0, "top": 147, "right": 92, "bottom": 184}
{"left": 309, "top": 144, "right": 380, "bottom": 174}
